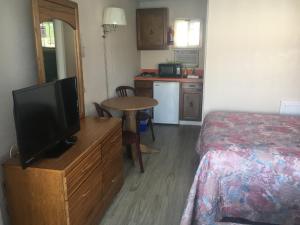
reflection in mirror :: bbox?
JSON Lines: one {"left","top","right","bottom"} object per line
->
{"left": 40, "top": 19, "right": 76, "bottom": 82}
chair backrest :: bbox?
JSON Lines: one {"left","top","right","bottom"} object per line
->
{"left": 93, "top": 103, "right": 112, "bottom": 118}
{"left": 116, "top": 86, "right": 136, "bottom": 97}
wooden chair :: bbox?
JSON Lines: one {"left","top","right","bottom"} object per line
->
{"left": 116, "top": 86, "right": 155, "bottom": 141}
{"left": 116, "top": 86, "right": 136, "bottom": 97}
{"left": 94, "top": 102, "right": 112, "bottom": 117}
{"left": 93, "top": 103, "right": 144, "bottom": 173}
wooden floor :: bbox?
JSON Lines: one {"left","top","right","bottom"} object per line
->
{"left": 99, "top": 124, "right": 201, "bottom": 225}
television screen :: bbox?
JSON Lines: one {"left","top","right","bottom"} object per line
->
{"left": 13, "top": 77, "right": 80, "bottom": 168}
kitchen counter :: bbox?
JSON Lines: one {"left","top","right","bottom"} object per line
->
{"left": 134, "top": 76, "right": 203, "bottom": 83}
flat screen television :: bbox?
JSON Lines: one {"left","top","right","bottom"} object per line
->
{"left": 13, "top": 77, "right": 80, "bottom": 168}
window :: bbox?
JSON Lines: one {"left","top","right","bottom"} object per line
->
{"left": 174, "top": 19, "right": 201, "bottom": 48}
{"left": 40, "top": 22, "right": 56, "bottom": 48}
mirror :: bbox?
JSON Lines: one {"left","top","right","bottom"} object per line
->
{"left": 40, "top": 20, "right": 76, "bottom": 82}
{"left": 32, "top": 0, "right": 85, "bottom": 118}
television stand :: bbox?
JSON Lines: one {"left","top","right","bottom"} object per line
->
{"left": 44, "top": 136, "right": 78, "bottom": 158}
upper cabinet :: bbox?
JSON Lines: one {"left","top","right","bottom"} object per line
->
{"left": 136, "top": 8, "right": 169, "bottom": 50}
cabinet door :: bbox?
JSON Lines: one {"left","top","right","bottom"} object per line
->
{"left": 134, "top": 80, "right": 154, "bottom": 117}
{"left": 182, "top": 92, "right": 202, "bottom": 121}
{"left": 136, "top": 8, "right": 169, "bottom": 50}
{"left": 135, "top": 80, "right": 153, "bottom": 97}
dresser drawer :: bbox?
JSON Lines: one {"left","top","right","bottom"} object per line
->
{"left": 68, "top": 164, "right": 102, "bottom": 225}
{"left": 102, "top": 152, "right": 124, "bottom": 196}
{"left": 102, "top": 172, "right": 123, "bottom": 211}
{"left": 102, "top": 129, "right": 122, "bottom": 158}
{"left": 65, "top": 144, "right": 102, "bottom": 197}
{"left": 181, "top": 82, "right": 202, "bottom": 90}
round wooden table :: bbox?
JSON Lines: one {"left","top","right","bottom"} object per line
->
{"left": 102, "top": 96, "right": 159, "bottom": 159}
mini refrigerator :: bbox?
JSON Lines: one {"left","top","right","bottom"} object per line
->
{"left": 153, "top": 81, "right": 180, "bottom": 124}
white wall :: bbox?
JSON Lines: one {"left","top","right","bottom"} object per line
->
{"left": 138, "top": 0, "right": 207, "bottom": 69}
{"left": 0, "top": 0, "right": 38, "bottom": 223}
{"left": 0, "top": 0, "right": 139, "bottom": 224}
{"left": 75, "top": 0, "right": 140, "bottom": 115}
{"left": 203, "top": 0, "right": 300, "bottom": 115}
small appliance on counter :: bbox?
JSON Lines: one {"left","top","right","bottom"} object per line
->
{"left": 187, "top": 74, "right": 199, "bottom": 79}
{"left": 158, "top": 63, "right": 182, "bottom": 78}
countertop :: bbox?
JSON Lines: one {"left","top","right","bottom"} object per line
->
{"left": 134, "top": 76, "right": 203, "bottom": 83}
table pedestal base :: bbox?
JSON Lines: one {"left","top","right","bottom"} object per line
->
{"left": 140, "top": 144, "right": 159, "bottom": 154}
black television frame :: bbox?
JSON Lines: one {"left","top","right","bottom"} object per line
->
{"left": 12, "top": 77, "right": 80, "bottom": 168}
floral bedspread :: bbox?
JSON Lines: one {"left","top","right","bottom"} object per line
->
{"left": 180, "top": 111, "right": 300, "bottom": 225}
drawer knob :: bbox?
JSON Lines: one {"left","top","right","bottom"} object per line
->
{"left": 112, "top": 178, "right": 116, "bottom": 183}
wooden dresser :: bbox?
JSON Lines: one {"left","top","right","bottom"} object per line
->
{"left": 3, "top": 117, "right": 123, "bottom": 225}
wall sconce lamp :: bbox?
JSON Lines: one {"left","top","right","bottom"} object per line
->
{"left": 102, "top": 7, "right": 127, "bottom": 38}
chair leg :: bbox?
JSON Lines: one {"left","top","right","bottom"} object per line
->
{"left": 126, "top": 144, "right": 132, "bottom": 160}
{"left": 148, "top": 118, "right": 155, "bottom": 141}
{"left": 135, "top": 138, "right": 144, "bottom": 173}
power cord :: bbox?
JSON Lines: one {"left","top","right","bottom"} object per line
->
{"left": 9, "top": 144, "right": 18, "bottom": 159}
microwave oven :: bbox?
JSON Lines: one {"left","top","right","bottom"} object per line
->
{"left": 159, "top": 63, "right": 182, "bottom": 78}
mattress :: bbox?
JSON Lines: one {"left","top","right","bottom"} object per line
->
{"left": 180, "top": 111, "right": 300, "bottom": 225}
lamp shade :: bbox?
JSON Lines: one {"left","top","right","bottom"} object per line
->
{"left": 103, "top": 7, "right": 127, "bottom": 26}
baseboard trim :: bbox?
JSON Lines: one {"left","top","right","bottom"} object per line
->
{"left": 179, "top": 120, "right": 202, "bottom": 126}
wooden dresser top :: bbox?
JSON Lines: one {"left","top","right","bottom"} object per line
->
{"left": 3, "top": 117, "right": 121, "bottom": 171}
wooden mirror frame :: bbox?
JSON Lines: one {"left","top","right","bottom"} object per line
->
{"left": 32, "top": 0, "right": 85, "bottom": 118}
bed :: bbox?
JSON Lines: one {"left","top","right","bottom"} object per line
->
{"left": 180, "top": 111, "right": 300, "bottom": 225}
